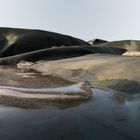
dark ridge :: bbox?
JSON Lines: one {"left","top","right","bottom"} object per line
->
{"left": 0, "top": 27, "right": 135, "bottom": 65}
{"left": 0, "top": 45, "right": 126, "bottom": 65}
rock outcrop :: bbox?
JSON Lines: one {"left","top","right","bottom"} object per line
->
{"left": 88, "top": 38, "right": 108, "bottom": 45}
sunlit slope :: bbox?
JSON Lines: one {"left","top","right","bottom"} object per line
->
{"left": 32, "top": 54, "right": 140, "bottom": 93}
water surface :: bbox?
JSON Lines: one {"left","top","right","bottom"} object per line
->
{"left": 0, "top": 88, "right": 140, "bottom": 140}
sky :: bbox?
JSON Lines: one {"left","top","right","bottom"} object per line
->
{"left": 0, "top": 0, "right": 140, "bottom": 41}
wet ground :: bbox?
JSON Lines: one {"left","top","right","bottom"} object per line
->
{"left": 0, "top": 64, "right": 140, "bottom": 140}
{"left": 0, "top": 88, "right": 140, "bottom": 140}
{"left": 0, "top": 65, "right": 74, "bottom": 88}
{"left": 0, "top": 65, "right": 92, "bottom": 108}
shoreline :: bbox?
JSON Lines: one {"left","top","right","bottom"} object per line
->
{"left": 0, "top": 82, "right": 92, "bottom": 108}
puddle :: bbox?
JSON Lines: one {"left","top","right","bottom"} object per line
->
{"left": 0, "top": 88, "right": 140, "bottom": 140}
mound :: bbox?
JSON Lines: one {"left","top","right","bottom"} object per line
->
{"left": 88, "top": 38, "right": 108, "bottom": 45}
{"left": 94, "top": 40, "right": 140, "bottom": 51}
{"left": 0, "top": 28, "right": 127, "bottom": 65}
{"left": 32, "top": 54, "right": 140, "bottom": 94}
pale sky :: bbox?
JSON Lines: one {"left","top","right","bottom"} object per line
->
{"left": 0, "top": 0, "right": 140, "bottom": 41}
